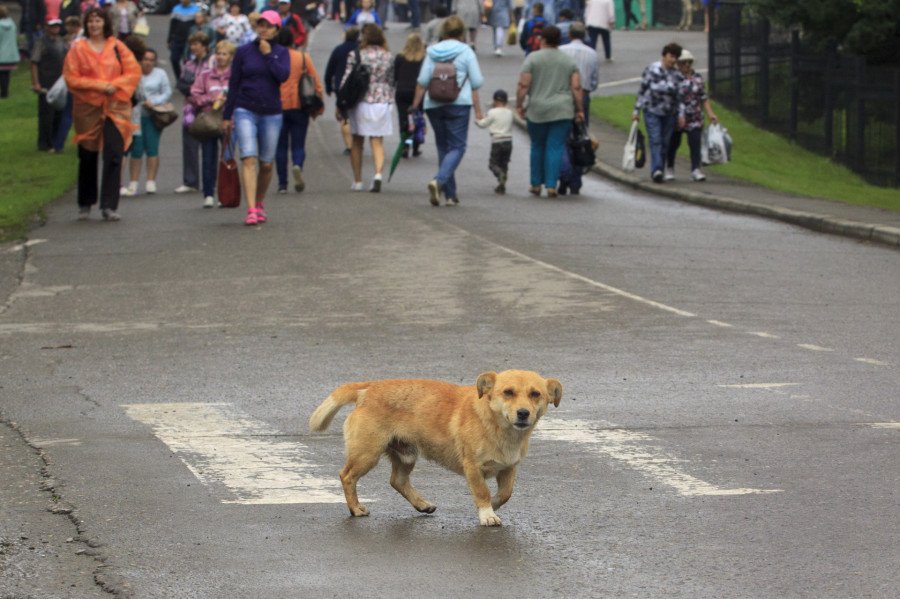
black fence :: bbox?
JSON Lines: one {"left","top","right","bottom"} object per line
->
{"left": 708, "top": 1, "right": 900, "bottom": 187}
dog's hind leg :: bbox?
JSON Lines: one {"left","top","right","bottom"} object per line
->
{"left": 387, "top": 447, "right": 436, "bottom": 514}
{"left": 339, "top": 414, "right": 387, "bottom": 517}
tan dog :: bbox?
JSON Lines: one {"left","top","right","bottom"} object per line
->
{"left": 308, "top": 370, "right": 562, "bottom": 526}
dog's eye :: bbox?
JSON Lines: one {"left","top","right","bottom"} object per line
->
{"left": 503, "top": 389, "right": 515, "bottom": 397}
{"left": 529, "top": 391, "right": 541, "bottom": 399}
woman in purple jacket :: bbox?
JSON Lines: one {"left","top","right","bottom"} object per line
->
{"left": 223, "top": 10, "right": 290, "bottom": 226}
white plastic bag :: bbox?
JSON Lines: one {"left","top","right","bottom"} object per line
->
{"left": 133, "top": 15, "right": 150, "bottom": 37}
{"left": 702, "top": 122, "right": 730, "bottom": 165}
{"left": 46, "top": 75, "right": 68, "bottom": 111}
{"left": 622, "top": 121, "right": 639, "bottom": 172}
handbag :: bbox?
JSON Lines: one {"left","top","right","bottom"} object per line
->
{"left": 46, "top": 75, "right": 68, "bottom": 111}
{"left": 506, "top": 23, "right": 517, "bottom": 45}
{"left": 568, "top": 121, "right": 596, "bottom": 171}
{"left": 148, "top": 102, "right": 178, "bottom": 129}
{"left": 336, "top": 48, "right": 370, "bottom": 113}
{"left": 188, "top": 107, "right": 224, "bottom": 141}
{"left": 217, "top": 141, "right": 241, "bottom": 208}
{"left": 298, "top": 52, "right": 324, "bottom": 116}
{"left": 635, "top": 128, "right": 646, "bottom": 168}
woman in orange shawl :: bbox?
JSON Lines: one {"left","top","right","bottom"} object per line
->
{"left": 63, "top": 7, "right": 141, "bottom": 221}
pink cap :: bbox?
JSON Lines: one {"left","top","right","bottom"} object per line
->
{"left": 258, "top": 10, "right": 281, "bottom": 27}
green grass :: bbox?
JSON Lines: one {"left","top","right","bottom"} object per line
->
{"left": 592, "top": 95, "right": 900, "bottom": 212}
{"left": 0, "top": 69, "right": 78, "bottom": 241}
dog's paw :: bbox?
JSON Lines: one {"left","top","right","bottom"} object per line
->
{"left": 478, "top": 507, "right": 502, "bottom": 527}
{"left": 350, "top": 505, "right": 370, "bottom": 517}
{"left": 415, "top": 503, "right": 437, "bottom": 514}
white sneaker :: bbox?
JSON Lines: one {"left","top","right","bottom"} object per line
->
{"left": 691, "top": 169, "right": 706, "bottom": 181}
{"left": 664, "top": 167, "right": 675, "bottom": 181}
{"left": 292, "top": 164, "right": 305, "bottom": 192}
{"left": 120, "top": 184, "right": 136, "bottom": 197}
{"left": 494, "top": 48, "right": 503, "bottom": 56}
{"left": 174, "top": 184, "right": 197, "bottom": 194}
{"left": 203, "top": 196, "right": 215, "bottom": 208}
{"left": 145, "top": 180, "right": 157, "bottom": 194}
{"left": 350, "top": 182, "right": 365, "bottom": 191}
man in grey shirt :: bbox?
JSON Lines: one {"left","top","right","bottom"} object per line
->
{"left": 560, "top": 22, "right": 599, "bottom": 126}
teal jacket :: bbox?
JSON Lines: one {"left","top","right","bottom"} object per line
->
{"left": 0, "top": 18, "right": 19, "bottom": 66}
{"left": 416, "top": 40, "right": 484, "bottom": 109}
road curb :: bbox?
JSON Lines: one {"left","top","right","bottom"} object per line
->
{"left": 512, "top": 115, "right": 900, "bottom": 249}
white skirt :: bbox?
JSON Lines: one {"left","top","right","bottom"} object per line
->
{"left": 349, "top": 102, "right": 393, "bottom": 137}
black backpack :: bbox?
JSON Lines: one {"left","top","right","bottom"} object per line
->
{"left": 336, "top": 48, "right": 370, "bottom": 113}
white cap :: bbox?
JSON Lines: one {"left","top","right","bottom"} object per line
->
{"left": 678, "top": 49, "right": 694, "bottom": 62}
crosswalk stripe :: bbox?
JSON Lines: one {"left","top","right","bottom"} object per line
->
{"left": 536, "top": 418, "right": 781, "bottom": 497}
{"left": 122, "top": 402, "right": 346, "bottom": 504}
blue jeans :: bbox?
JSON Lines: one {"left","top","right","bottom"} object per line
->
{"left": 233, "top": 107, "right": 283, "bottom": 163}
{"left": 643, "top": 112, "right": 676, "bottom": 175}
{"left": 275, "top": 109, "right": 310, "bottom": 188}
{"left": 426, "top": 104, "right": 471, "bottom": 200}
{"left": 526, "top": 119, "right": 571, "bottom": 189}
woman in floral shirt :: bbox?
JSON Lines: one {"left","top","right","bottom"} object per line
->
{"left": 341, "top": 23, "right": 394, "bottom": 193}
{"left": 665, "top": 49, "right": 717, "bottom": 181}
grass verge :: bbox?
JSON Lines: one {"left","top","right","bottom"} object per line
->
{"left": 591, "top": 95, "right": 900, "bottom": 212}
{"left": 0, "top": 69, "right": 78, "bottom": 241}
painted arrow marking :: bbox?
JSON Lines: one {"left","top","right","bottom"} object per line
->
{"left": 122, "top": 402, "right": 346, "bottom": 504}
{"left": 536, "top": 418, "right": 781, "bottom": 497}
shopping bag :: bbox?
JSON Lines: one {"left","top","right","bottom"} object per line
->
{"left": 217, "top": 141, "right": 241, "bottom": 208}
{"left": 133, "top": 15, "right": 150, "bottom": 37}
{"left": 622, "top": 121, "right": 638, "bottom": 171}
{"left": 506, "top": 23, "right": 517, "bottom": 45}
{"left": 46, "top": 75, "right": 68, "bottom": 111}
{"left": 702, "top": 122, "right": 730, "bottom": 165}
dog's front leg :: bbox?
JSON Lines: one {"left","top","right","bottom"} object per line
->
{"left": 463, "top": 459, "right": 501, "bottom": 526}
{"left": 492, "top": 466, "right": 517, "bottom": 511}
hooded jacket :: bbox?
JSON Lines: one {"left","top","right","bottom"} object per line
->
{"left": 416, "top": 39, "right": 483, "bottom": 110}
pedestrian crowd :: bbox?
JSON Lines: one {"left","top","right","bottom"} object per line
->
{"left": 0, "top": 0, "right": 718, "bottom": 224}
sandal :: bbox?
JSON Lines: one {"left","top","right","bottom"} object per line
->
{"left": 546, "top": 188, "right": 558, "bottom": 198}
{"left": 528, "top": 186, "right": 542, "bottom": 196}
{"left": 244, "top": 208, "right": 259, "bottom": 226}
{"left": 256, "top": 202, "right": 267, "bottom": 223}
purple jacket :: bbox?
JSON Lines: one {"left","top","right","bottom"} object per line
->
{"left": 223, "top": 40, "right": 290, "bottom": 120}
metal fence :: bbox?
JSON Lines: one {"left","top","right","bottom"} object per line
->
{"left": 708, "top": 1, "right": 900, "bottom": 187}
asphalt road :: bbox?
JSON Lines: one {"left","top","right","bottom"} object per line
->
{"left": 1, "top": 17, "right": 898, "bottom": 599}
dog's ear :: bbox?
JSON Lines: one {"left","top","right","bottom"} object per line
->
{"left": 545, "top": 378, "right": 563, "bottom": 407}
{"left": 476, "top": 372, "right": 497, "bottom": 398}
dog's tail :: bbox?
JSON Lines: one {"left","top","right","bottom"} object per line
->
{"left": 308, "top": 382, "right": 369, "bottom": 432}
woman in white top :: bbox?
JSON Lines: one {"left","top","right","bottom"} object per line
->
{"left": 584, "top": 0, "right": 615, "bottom": 60}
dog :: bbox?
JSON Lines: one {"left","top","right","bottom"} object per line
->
{"left": 308, "top": 370, "right": 562, "bottom": 526}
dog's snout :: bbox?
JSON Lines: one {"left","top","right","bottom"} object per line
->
{"left": 516, "top": 408, "right": 531, "bottom": 421}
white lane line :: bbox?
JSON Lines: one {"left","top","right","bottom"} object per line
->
{"left": 473, "top": 239, "right": 697, "bottom": 317}
{"left": 597, "top": 69, "right": 708, "bottom": 91}
{"left": 30, "top": 437, "right": 82, "bottom": 447}
{"left": 862, "top": 422, "right": 900, "bottom": 429}
{"left": 707, "top": 320, "right": 734, "bottom": 327}
{"left": 6, "top": 239, "right": 47, "bottom": 252}
{"left": 854, "top": 357, "right": 889, "bottom": 366}
{"left": 122, "top": 403, "right": 346, "bottom": 504}
{"left": 798, "top": 344, "right": 834, "bottom": 352}
{"left": 747, "top": 331, "right": 780, "bottom": 339}
{"left": 718, "top": 383, "right": 800, "bottom": 390}
{"left": 536, "top": 418, "right": 781, "bottom": 496}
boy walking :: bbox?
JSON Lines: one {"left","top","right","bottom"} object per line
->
{"left": 475, "top": 89, "right": 514, "bottom": 194}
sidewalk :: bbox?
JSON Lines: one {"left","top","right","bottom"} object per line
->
{"left": 584, "top": 118, "right": 900, "bottom": 248}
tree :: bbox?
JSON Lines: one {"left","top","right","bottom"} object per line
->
{"left": 751, "top": 0, "right": 900, "bottom": 65}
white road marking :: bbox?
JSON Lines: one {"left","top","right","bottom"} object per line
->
{"left": 862, "top": 422, "right": 900, "bottom": 429}
{"left": 718, "top": 383, "right": 800, "bottom": 390}
{"left": 30, "top": 437, "right": 82, "bottom": 447}
{"left": 854, "top": 357, "right": 889, "bottom": 366}
{"left": 6, "top": 239, "right": 47, "bottom": 252}
{"left": 536, "top": 418, "right": 781, "bottom": 496}
{"left": 122, "top": 402, "right": 346, "bottom": 504}
{"left": 748, "top": 331, "right": 780, "bottom": 339}
{"left": 798, "top": 344, "right": 834, "bottom": 352}
{"left": 707, "top": 320, "right": 734, "bottom": 327}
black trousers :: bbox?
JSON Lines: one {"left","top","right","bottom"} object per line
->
{"left": 395, "top": 90, "right": 420, "bottom": 152}
{"left": 667, "top": 127, "right": 702, "bottom": 171}
{"left": 37, "top": 94, "right": 63, "bottom": 151}
{"left": 489, "top": 140, "right": 512, "bottom": 180}
{"left": 77, "top": 118, "right": 125, "bottom": 211}
{"left": 587, "top": 26, "right": 611, "bottom": 60}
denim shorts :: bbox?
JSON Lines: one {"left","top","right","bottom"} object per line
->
{"left": 233, "top": 107, "right": 283, "bottom": 163}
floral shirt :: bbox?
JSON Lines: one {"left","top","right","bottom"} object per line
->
{"left": 679, "top": 71, "right": 709, "bottom": 130}
{"left": 633, "top": 59, "right": 684, "bottom": 118}
{"left": 342, "top": 46, "right": 394, "bottom": 105}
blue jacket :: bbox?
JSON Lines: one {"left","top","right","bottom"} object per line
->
{"left": 223, "top": 40, "right": 291, "bottom": 119}
{"left": 416, "top": 40, "right": 483, "bottom": 109}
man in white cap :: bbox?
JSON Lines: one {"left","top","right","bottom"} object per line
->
{"left": 30, "top": 17, "right": 67, "bottom": 152}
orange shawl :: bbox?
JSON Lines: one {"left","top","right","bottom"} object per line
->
{"left": 63, "top": 37, "right": 142, "bottom": 151}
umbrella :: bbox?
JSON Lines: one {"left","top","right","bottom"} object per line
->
{"left": 388, "top": 130, "right": 411, "bottom": 182}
